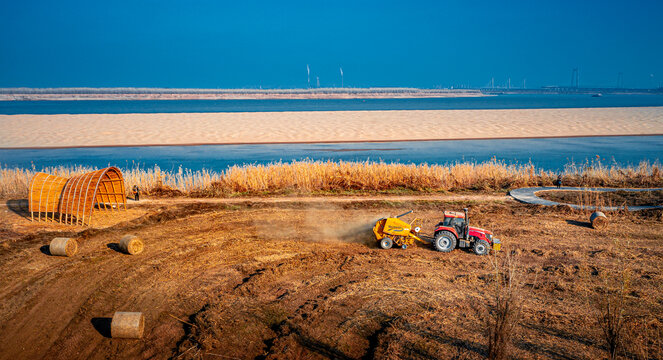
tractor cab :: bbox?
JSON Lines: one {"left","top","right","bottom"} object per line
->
{"left": 433, "top": 208, "right": 501, "bottom": 255}
{"left": 438, "top": 211, "right": 468, "bottom": 239}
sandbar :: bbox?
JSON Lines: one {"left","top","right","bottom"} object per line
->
{"left": 0, "top": 107, "right": 661, "bottom": 148}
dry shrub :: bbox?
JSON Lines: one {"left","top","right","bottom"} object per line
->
{"left": 590, "top": 238, "right": 662, "bottom": 360}
{"left": 482, "top": 251, "right": 525, "bottom": 360}
{"left": 595, "top": 274, "right": 630, "bottom": 360}
{"left": 563, "top": 158, "right": 662, "bottom": 188}
{"left": 592, "top": 240, "right": 633, "bottom": 360}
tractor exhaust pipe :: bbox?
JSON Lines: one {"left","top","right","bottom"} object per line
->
{"left": 463, "top": 208, "right": 469, "bottom": 239}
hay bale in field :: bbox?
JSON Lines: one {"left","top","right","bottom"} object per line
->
{"left": 111, "top": 312, "right": 144, "bottom": 339}
{"left": 119, "top": 235, "right": 144, "bottom": 255}
{"left": 49, "top": 237, "right": 78, "bottom": 257}
{"left": 590, "top": 211, "right": 608, "bottom": 230}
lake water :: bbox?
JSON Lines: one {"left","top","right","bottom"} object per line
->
{"left": 1, "top": 136, "right": 660, "bottom": 172}
{"left": 2, "top": 94, "right": 663, "bottom": 114}
{"left": 1, "top": 95, "right": 661, "bottom": 171}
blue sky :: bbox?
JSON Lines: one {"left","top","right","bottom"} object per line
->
{"left": 0, "top": 0, "right": 661, "bottom": 88}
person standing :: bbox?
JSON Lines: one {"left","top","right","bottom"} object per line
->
{"left": 132, "top": 185, "right": 140, "bottom": 201}
{"left": 554, "top": 174, "right": 563, "bottom": 188}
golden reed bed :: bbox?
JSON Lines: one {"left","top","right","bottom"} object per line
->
{"left": 1, "top": 159, "right": 661, "bottom": 199}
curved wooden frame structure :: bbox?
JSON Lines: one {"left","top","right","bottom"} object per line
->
{"left": 29, "top": 167, "right": 126, "bottom": 226}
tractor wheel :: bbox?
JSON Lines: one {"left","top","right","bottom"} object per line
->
{"left": 380, "top": 237, "right": 393, "bottom": 250}
{"left": 473, "top": 239, "right": 490, "bottom": 256}
{"left": 434, "top": 231, "right": 457, "bottom": 252}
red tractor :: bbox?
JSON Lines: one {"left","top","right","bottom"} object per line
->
{"left": 433, "top": 208, "right": 500, "bottom": 255}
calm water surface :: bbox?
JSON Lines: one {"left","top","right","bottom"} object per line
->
{"left": 1, "top": 95, "right": 661, "bottom": 171}
{"left": 2, "top": 94, "right": 663, "bottom": 114}
{"left": 1, "top": 136, "right": 660, "bottom": 172}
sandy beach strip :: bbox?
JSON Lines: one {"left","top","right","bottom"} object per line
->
{"left": 1, "top": 107, "right": 662, "bottom": 149}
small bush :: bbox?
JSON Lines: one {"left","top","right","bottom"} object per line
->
{"left": 593, "top": 241, "right": 633, "bottom": 360}
{"left": 483, "top": 252, "right": 525, "bottom": 360}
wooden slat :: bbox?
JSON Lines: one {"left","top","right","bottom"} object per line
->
{"left": 89, "top": 167, "right": 114, "bottom": 224}
{"left": 109, "top": 173, "right": 120, "bottom": 210}
{"left": 84, "top": 170, "right": 104, "bottom": 225}
{"left": 59, "top": 178, "right": 72, "bottom": 223}
{"left": 43, "top": 175, "right": 58, "bottom": 221}
{"left": 28, "top": 173, "right": 37, "bottom": 221}
{"left": 52, "top": 177, "right": 67, "bottom": 221}
{"left": 37, "top": 174, "right": 51, "bottom": 222}
{"left": 99, "top": 178, "right": 110, "bottom": 211}
{"left": 103, "top": 175, "right": 114, "bottom": 212}
{"left": 75, "top": 171, "right": 94, "bottom": 225}
{"left": 65, "top": 174, "right": 85, "bottom": 225}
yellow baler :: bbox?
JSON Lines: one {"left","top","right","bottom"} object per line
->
{"left": 373, "top": 210, "right": 423, "bottom": 249}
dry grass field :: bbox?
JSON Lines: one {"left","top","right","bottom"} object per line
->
{"left": 538, "top": 189, "right": 663, "bottom": 208}
{"left": 2, "top": 159, "right": 661, "bottom": 199}
{"left": 0, "top": 195, "right": 661, "bottom": 360}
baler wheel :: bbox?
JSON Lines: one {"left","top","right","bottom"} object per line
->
{"left": 380, "top": 237, "right": 393, "bottom": 250}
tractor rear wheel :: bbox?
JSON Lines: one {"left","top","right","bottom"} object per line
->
{"left": 434, "top": 231, "right": 457, "bottom": 252}
{"left": 473, "top": 239, "right": 490, "bottom": 256}
{"left": 380, "top": 237, "right": 393, "bottom": 250}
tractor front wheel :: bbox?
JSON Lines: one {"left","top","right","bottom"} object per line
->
{"left": 380, "top": 237, "right": 393, "bottom": 250}
{"left": 434, "top": 231, "right": 457, "bottom": 252}
{"left": 473, "top": 239, "right": 490, "bottom": 256}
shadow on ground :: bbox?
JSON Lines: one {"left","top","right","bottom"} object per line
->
{"left": 39, "top": 245, "right": 51, "bottom": 256}
{"left": 106, "top": 243, "right": 122, "bottom": 253}
{"left": 566, "top": 220, "right": 592, "bottom": 229}
{"left": 6, "top": 199, "right": 29, "bottom": 218}
{"left": 91, "top": 317, "right": 112, "bottom": 338}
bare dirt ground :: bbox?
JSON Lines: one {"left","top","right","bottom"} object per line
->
{"left": 0, "top": 195, "right": 661, "bottom": 360}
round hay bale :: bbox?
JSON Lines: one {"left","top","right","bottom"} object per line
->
{"left": 119, "top": 235, "right": 144, "bottom": 255}
{"left": 49, "top": 237, "right": 78, "bottom": 257}
{"left": 111, "top": 312, "right": 144, "bottom": 339}
{"left": 590, "top": 211, "right": 608, "bottom": 230}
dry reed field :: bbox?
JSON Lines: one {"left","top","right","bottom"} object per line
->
{"left": 1, "top": 159, "right": 662, "bottom": 200}
{"left": 538, "top": 189, "right": 663, "bottom": 208}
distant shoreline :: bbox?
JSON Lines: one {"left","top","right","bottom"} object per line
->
{"left": 0, "top": 87, "right": 484, "bottom": 101}
{"left": 1, "top": 86, "right": 662, "bottom": 101}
